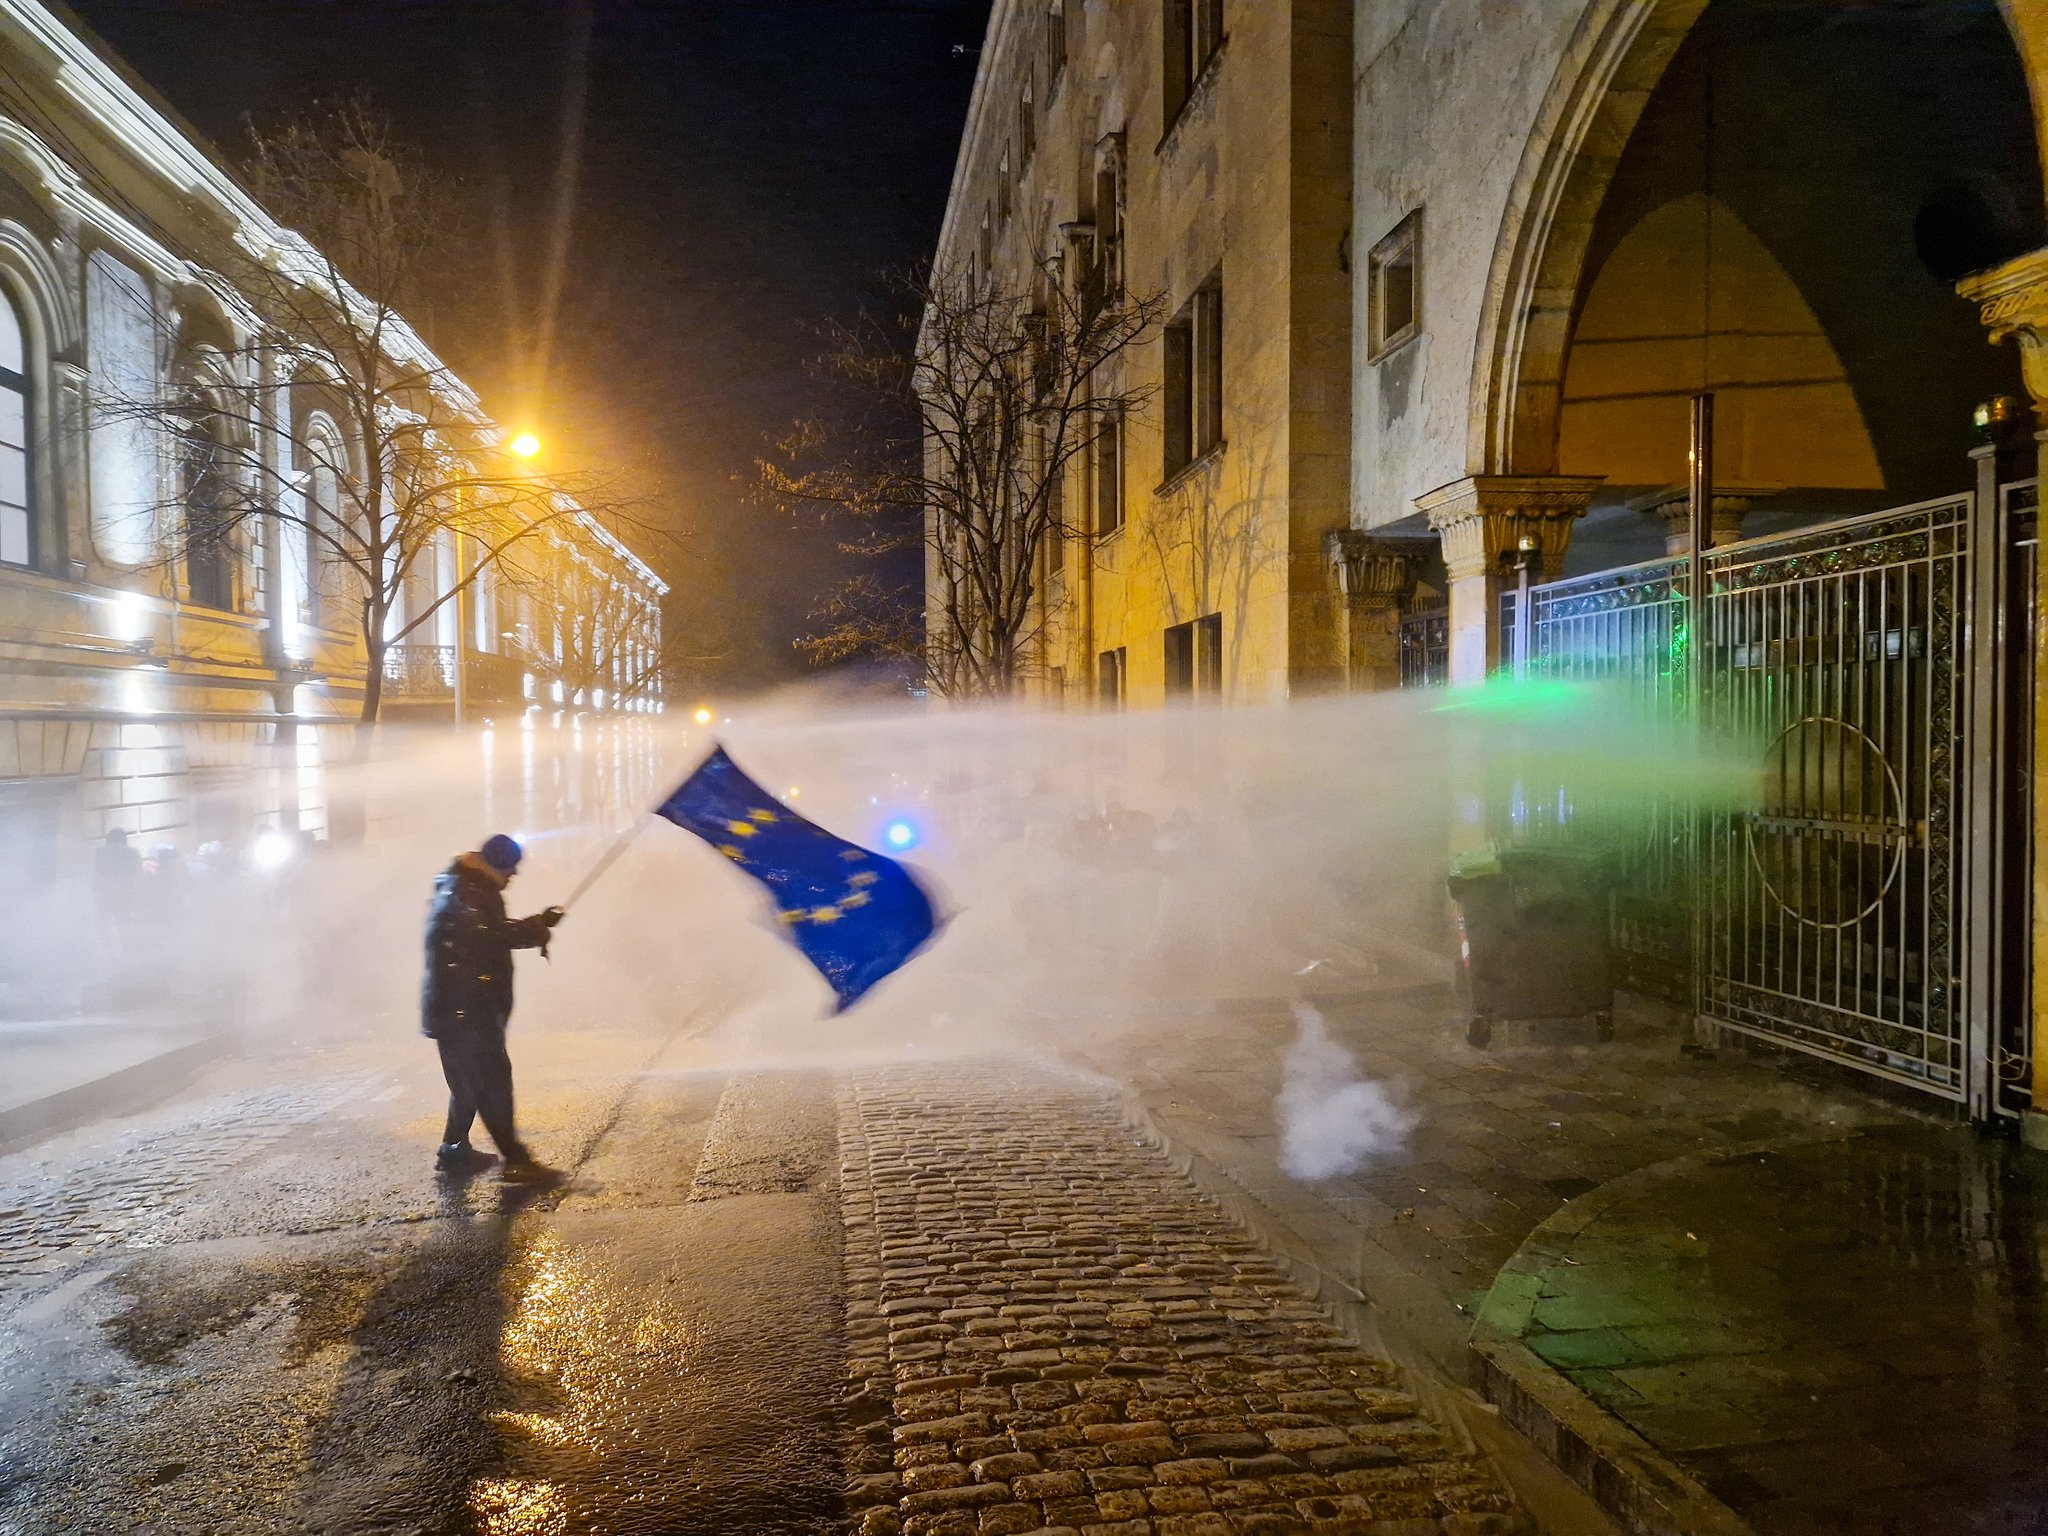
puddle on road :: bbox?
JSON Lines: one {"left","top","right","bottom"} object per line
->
{"left": 102, "top": 1250, "right": 393, "bottom": 1368}
{"left": 471, "top": 1197, "right": 844, "bottom": 1536}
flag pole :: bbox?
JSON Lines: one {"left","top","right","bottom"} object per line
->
{"left": 562, "top": 816, "right": 651, "bottom": 910}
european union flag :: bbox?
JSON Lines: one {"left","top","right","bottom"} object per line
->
{"left": 655, "top": 746, "right": 939, "bottom": 1010}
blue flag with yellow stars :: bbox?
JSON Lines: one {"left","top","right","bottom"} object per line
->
{"left": 655, "top": 745, "right": 938, "bottom": 1010}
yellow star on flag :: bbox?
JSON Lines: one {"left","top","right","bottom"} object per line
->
{"left": 748, "top": 809, "right": 778, "bottom": 824}
{"left": 725, "top": 819, "right": 758, "bottom": 838}
{"left": 717, "top": 844, "right": 746, "bottom": 861}
{"left": 809, "top": 906, "right": 843, "bottom": 924}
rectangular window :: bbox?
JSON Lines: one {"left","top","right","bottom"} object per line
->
{"left": 1048, "top": 430, "right": 1064, "bottom": 569}
{"left": 1197, "top": 611, "right": 1222, "bottom": 694}
{"left": 997, "top": 148, "right": 1013, "bottom": 225}
{"left": 1162, "top": 274, "right": 1223, "bottom": 479}
{"left": 1164, "top": 0, "right": 1226, "bottom": 131}
{"left": 0, "top": 401, "right": 26, "bottom": 568}
{"left": 1164, "top": 621, "right": 1193, "bottom": 696}
{"left": 1048, "top": 1, "right": 1067, "bottom": 85}
{"left": 1092, "top": 142, "right": 1124, "bottom": 294}
{"left": 1097, "top": 645, "right": 1126, "bottom": 705}
{"left": 87, "top": 251, "right": 157, "bottom": 568}
{"left": 1367, "top": 210, "right": 1422, "bottom": 361}
{"left": 1093, "top": 410, "right": 1124, "bottom": 535}
{"left": 1165, "top": 613, "right": 1224, "bottom": 698}
{"left": 1019, "top": 73, "right": 1037, "bottom": 167}
{"left": 1195, "top": 283, "right": 1223, "bottom": 453}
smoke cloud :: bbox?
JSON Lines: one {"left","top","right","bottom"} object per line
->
{"left": 1277, "top": 1004, "right": 1413, "bottom": 1181}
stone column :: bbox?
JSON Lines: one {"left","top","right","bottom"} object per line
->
{"left": 1414, "top": 475, "right": 1601, "bottom": 684}
{"left": 1961, "top": 250, "right": 2048, "bottom": 1124}
{"left": 1629, "top": 483, "right": 1781, "bottom": 555}
{"left": 1322, "top": 530, "right": 1422, "bottom": 692}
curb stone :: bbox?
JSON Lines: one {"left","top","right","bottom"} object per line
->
{"left": 0, "top": 1032, "right": 232, "bottom": 1155}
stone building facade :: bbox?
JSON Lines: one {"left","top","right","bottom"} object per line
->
{"left": 938, "top": 1, "right": 2048, "bottom": 1134}
{"left": 1349, "top": 0, "right": 2043, "bottom": 680}
{"left": 933, "top": 0, "right": 1354, "bottom": 705}
{"left": 0, "top": 2, "right": 662, "bottom": 920}
{"left": 939, "top": 0, "right": 2048, "bottom": 690}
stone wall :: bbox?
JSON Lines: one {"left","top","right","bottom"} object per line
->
{"left": 937, "top": 0, "right": 1353, "bottom": 704}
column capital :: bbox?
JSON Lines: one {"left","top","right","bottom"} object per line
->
{"left": 1960, "top": 248, "right": 2048, "bottom": 404}
{"left": 1415, "top": 474, "right": 1601, "bottom": 582}
{"left": 1322, "top": 529, "right": 1424, "bottom": 608}
{"left": 1629, "top": 482, "right": 1781, "bottom": 555}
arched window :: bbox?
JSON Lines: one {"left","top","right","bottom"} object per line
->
{"left": 298, "top": 421, "right": 343, "bottom": 627}
{"left": 181, "top": 407, "right": 233, "bottom": 610}
{"left": 0, "top": 289, "right": 30, "bottom": 568}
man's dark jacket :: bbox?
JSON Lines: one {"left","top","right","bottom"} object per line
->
{"left": 421, "top": 854, "right": 553, "bottom": 1038}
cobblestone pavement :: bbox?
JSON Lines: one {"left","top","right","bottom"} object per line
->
{"left": 838, "top": 1064, "right": 1521, "bottom": 1536}
{"left": 0, "top": 1071, "right": 381, "bottom": 1293}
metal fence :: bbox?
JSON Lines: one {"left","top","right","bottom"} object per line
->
{"left": 381, "top": 644, "right": 531, "bottom": 705}
{"left": 1398, "top": 607, "right": 1449, "bottom": 689}
{"left": 1498, "top": 483, "right": 2035, "bottom": 1118}
{"left": 382, "top": 643, "right": 456, "bottom": 695}
{"left": 1700, "top": 496, "right": 1971, "bottom": 1098}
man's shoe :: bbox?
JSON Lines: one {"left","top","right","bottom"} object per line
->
{"left": 435, "top": 1141, "right": 499, "bottom": 1172}
{"left": 499, "top": 1157, "right": 564, "bottom": 1185}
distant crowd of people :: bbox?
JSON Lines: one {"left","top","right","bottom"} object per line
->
{"left": 90, "top": 825, "right": 326, "bottom": 1014}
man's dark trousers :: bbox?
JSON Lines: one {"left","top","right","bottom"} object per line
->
{"left": 436, "top": 1018, "right": 525, "bottom": 1157}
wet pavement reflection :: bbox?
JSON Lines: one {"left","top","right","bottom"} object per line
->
{"left": 1484, "top": 1123, "right": 2048, "bottom": 1533}
{"left": 0, "top": 1036, "right": 847, "bottom": 1536}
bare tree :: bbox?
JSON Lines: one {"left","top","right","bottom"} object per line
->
{"left": 761, "top": 257, "right": 1163, "bottom": 698}
{"left": 100, "top": 100, "right": 652, "bottom": 740}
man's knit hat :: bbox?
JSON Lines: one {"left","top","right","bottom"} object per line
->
{"left": 480, "top": 834, "right": 523, "bottom": 872}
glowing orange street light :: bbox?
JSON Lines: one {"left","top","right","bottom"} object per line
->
{"left": 509, "top": 432, "right": 541, "bottom": 460}
{"left": 693, "top": 706, "right": 713, "bottom": 725}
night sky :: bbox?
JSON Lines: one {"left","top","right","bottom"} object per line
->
{"left": 63, "top": 0, "right": 991, "bottom": 691}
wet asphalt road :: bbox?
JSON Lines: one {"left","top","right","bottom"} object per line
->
{"left": 0, "top": 1025, "right": 848, "bottom": 1536}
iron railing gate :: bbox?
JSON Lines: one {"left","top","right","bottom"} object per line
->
{"left": 1502, "top": 483, "right": 2035, "bottom": 1116}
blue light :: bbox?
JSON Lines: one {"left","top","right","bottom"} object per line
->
{"left": 884, "top": 818, "right": 918, "bottom": 851}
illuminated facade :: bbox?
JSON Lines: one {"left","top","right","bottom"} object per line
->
{"left": 0, "top": 0, "right": 662, "bottom": 900}
{"left": 933, "top": 0, "right": 1354, "bottom": 705}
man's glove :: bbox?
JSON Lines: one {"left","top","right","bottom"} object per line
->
{"left": 541, "top": 906, "right": 567, "bottom": 928}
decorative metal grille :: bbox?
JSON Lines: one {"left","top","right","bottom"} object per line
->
{"left": 1398, "top": 606, "right": 1449, "bottom": 689}
{"left": 1700, "top": 496, "right": 1971, "bottom": 1097}
{"left": 381, "top": 643, "right": 456, "bottom": 696}
{"left": 1504, "top": 488, "right": 2031, "bottom": 1110}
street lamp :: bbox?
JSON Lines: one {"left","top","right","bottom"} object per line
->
{"left": 509, "top": 432, "right": 541, "bottom": 460}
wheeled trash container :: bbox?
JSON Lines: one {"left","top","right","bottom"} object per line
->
{"left": 1447, "top": 848, "right": 1615, "bottom": 1047}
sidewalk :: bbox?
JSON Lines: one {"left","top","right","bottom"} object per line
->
{"left": 1049, "top": 956, "right": 2033, "bottom": 1534}
{"left": 0, "top": 1015, "right": 231, "bottom": 1152}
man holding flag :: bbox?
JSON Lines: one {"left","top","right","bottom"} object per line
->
{"left": 421, "top": 834, "right": 565, "bottom": 1181}
{"left": 416, "top": 746, "right": 934, "bottom": 1181}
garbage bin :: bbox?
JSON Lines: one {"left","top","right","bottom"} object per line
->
{"left": 1447, "top": 848, "right": 1614, "bottom": 1047}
